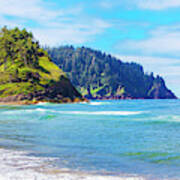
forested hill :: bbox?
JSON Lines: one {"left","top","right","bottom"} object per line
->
{"left": 0, "top": 27, "right": 83, "bottom": 104}
{"left": 46, "top": 46, "right": 177, "bottom": 99}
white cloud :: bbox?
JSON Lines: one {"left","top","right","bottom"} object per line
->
{"left": 35, "top": 18, "right": 110, "bottom": 45}
{"left": 136, "top": 0, "right": 180, "bottom": 10}
{"left": 98, "top": 0, "right": 180, "bottom": 10}
{"left": 0, "top": 15, "right": 19, "bottom": 27}
{"left": 98, "top": 1, "right": 114, "bottom": 9}
{"left": 115, "top": 55, "right": 180, "bottom": 75}
{"left": 0, "top": 0, "right": 64, "bottom": 21}
{"left": 0, "top": 0, "right": 111, "bottom": 45}
{"left": 117, "top": 25, "right": 180, "bottom": 58}
{"left": 32, "top": 19, "right": 111, "bottom": 46}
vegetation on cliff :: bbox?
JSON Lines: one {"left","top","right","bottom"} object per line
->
{"left": 0, "top": 27, "right": 82, "bottom": 103}
{"left": 46, "top": 46, "right": 177, "bottom": 99}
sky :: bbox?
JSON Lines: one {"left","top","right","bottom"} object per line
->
{"left": 0, "top": 0, "right": 180, "bottom": 97}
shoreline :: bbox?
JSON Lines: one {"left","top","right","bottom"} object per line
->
{"left": 0, "top": 147, "right": 146, "bottom": 180}
{"left": 88, "top": 97, "right": 178, "bottom": 100}
{"left": 0, "top": 98, "right": 89, "bottom": 106}
{"left": 0, "top": 98, "right": 178, "bottom": 106}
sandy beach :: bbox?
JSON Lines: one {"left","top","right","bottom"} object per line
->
{"left": 0, "top": 148, "right": 146, "bottom": 180}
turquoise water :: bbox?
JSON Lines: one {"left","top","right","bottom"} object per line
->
{"left": 0, "top": 100, "right": 180, "bottom": 179}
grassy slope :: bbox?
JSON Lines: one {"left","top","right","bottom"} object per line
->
{"left": 0, "top": 57, "right": 66, "bottom": 98}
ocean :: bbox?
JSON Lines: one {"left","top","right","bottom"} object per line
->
{"left": 0, "top": 100, "right": 180, "bottom": 179}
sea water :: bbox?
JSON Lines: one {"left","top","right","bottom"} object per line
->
{"left": 0, "top": 100, "right": 180, "bottom": 179}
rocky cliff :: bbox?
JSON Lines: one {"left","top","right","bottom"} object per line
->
{"left": 46, "top": 46, "right": 177, "bottom": 99}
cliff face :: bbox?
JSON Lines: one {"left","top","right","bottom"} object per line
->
{"left": 147, "top": 77, "right": 176, "bottom": 99}
{"left": 0, "top": 27, "right": 83, "bottom": 104}
{"left": 46, "top": 46, "right": 177, "bottom": 99}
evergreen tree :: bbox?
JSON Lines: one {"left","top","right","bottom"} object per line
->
{"left": 46, "top": 46, "right": 177, "bottom": 99}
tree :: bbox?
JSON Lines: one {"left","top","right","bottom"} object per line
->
{"left": 0, "top": 27, "right": 42, "bottom": 70}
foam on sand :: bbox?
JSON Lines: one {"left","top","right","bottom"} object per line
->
{"left": 0, "top": 148, "right": 146, "bottom": 180}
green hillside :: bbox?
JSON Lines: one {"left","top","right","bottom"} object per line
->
{"left": 46, "top": 46, "right": 177, "bottom": 99}
{"left": 0, "top": 27, "right": 83, "bottom": 104}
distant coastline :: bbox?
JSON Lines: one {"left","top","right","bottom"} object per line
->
{"left": 47, "top": 46, "right": 177, "bottom": 100}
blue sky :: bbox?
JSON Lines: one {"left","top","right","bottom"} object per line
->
{"left": 0, "top": 0, "right": 180, "bottom": 97}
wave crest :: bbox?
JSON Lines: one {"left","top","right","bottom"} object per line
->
{"left": 57, "top": 111, "right": 143, "bottom": 116}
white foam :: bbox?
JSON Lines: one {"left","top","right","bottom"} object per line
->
{"left": 2, "top": 108, "right": 49, "bottom": 115}
{"left": 151, "top": 115, "right": 180, "bottom": 122}
{"left": 89, "top": 102, "right": 111, "bottom": 106}
{"left": 0, "top": 148, "right": 146, "bottom": 180}
{"left": 2, "top": 109, "right": 143, "bottom": 116}
{"left": 89, "top": 102, "right": 105, "bottom": 105}
{"left": 37, "top": 102, "right": 51, "bottom": 106}
{"left": 57, "top": 111, "right": 143, "bottom": 116}
{"left": 36, "top": 108, "right": 47, "bottom": 112}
